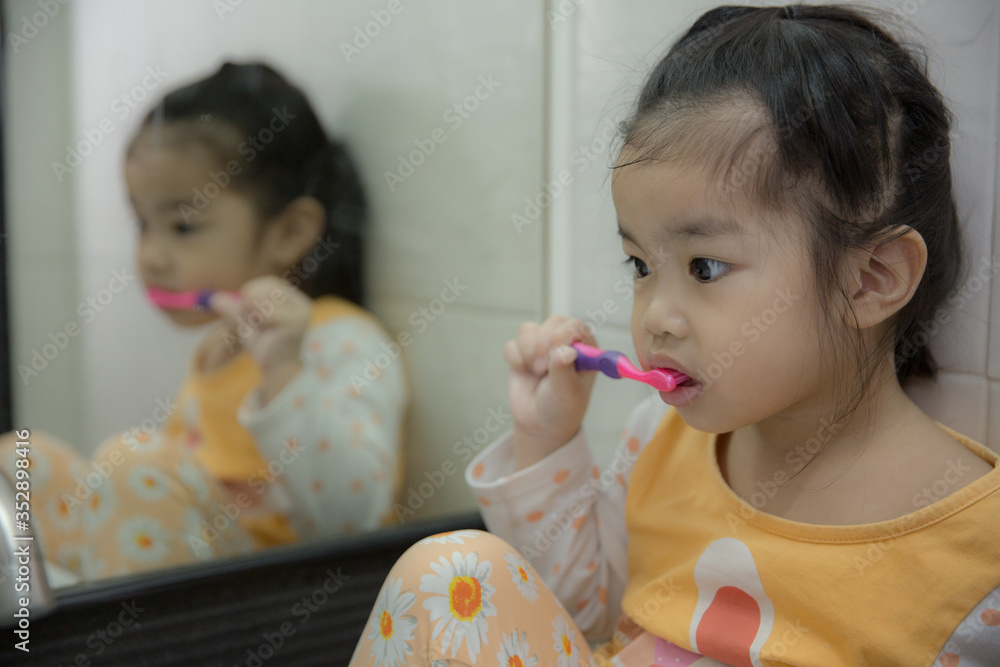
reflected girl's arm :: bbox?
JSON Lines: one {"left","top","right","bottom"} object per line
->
{"left": 238, "top": 314, "right": 408, "bottom": 539}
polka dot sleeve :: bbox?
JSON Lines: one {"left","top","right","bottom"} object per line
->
{"left": 239, "top": 314, "right": 408, "bottom": 539}
{"left": 465, "top": 395, "right": 669, "bottom": 644}
{"left": 933, "top": 583, "right": 1000, "bottom": 666}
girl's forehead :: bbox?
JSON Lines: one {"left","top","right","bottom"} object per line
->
{"left": 611, "top": 156, "right": 807, "bottom": 250}
{"left": 128, "top": 131, "right": 219, "bottom": 169}
{"left": 612, "top": 157, "right": 747, "bottom": 223}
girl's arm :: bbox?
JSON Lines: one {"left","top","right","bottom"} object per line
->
{"left": 238, "top": 315, "right": 408, "bottom": 538}
{"left": 466, "top": 395, "right": 669, "bottom": 644}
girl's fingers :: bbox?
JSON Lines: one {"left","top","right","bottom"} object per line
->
{"left": 545, "top": 343, "right": 582, "bottom": 396}
{"left": 547, "top": 318, "right": 594, "bottom": 380}
{"left": 515, "top": 321, "right": 541, "bottom": 374}
{"left": 532, "top": 315, "right": 567, "bottom": 374}
{"left": 548, "top": 343, "right": 578, "bottom": 370}
{"left": 504, "top": 339, "right": 529, "bottom": 373}
{"left": 556, "top": 317, "right": 593, "bottom": 348}
{"left": 511, "top": 316, "right": 596, "bottom": 377}
{"left": 208, "top": 291, "right": 242, "bottom": 317}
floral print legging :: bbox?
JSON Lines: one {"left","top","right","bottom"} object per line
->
{"left": 348, "top": 529, "right": 598, "bottom": 667}
{"left": 0, "top": 429, "right": 255, "bottom": 580}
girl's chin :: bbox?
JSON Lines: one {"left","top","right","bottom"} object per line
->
{"left": 659, "top": 389, "right": 736, "bottom": 433}
{"left": 160, "top": 308, "right": 219, "bottom": 328}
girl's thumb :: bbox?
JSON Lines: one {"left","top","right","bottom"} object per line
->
{"left": 546, "top": 344, "right": 581, "bottom": 391}
{"left": 208, "top": 291, "right": 242, "bottom": 317}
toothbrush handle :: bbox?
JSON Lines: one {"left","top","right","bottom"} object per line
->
{"left": 571, "top": 342, "right": 623, "bottom": 379}
{"left": 197, "top": 290, "right": 242, "bottom": 311}
{"left": 196, "top": 290, "right": 215, "bottom": 311}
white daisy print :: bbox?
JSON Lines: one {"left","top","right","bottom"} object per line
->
{"left": 56, "top": 543, "right": 106, "bottom": 579}
{"left": 552, "top": 615, "right": 581, "bottom": 667}
{"left": 366, "top": 577, "right": 417, "bottom": 667}
{"left": 5, "top": 445, "right": 51, "bottom": 489}
{"left": 117, "top": 516, "right": 171, "bottom": 564}
{"left": 82, "top": 480, "right": 117, "bottom": 534}
{"left": 127, "top": 428, "right": 165, "bottom": 453}
{"left": 128, "top": 464, "right": 171, "bottom": 501}
{"left": 419, "top": 530, "right": 481, "bottom": 546}
{"left": 497, "top": 630, "right": 539, "bottom": 667}
{"left": 420, "top": 550, "right": 497, "bottom": 662}
{"left": 176, "top": 460, "right": 210, "bottom": 504}
{"left": 503, "top": 551, "right": 539, "bottom": 604}
{"left": 47, "top": 492, "right": 81, "bottom": 532}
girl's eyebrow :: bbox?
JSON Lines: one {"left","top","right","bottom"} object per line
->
{"left": 157, "top": 198, "right": 198, "bottom": 213}
{"left": 617, "top": 216, "right": 744, "bottom": 247}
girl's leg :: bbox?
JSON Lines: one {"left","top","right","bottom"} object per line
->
{"left": 349, "top": 529, "right": 595, "bottom": 667}
{"left": 0, "top": 431, "right": 88, "bottom": 575}
{"left": 1, "top": 428, "right": 263, "bottom": 581}
{"left": 75, "top": 430, "right": 257, "bottom": 578}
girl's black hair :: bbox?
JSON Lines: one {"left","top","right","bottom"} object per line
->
{"left": 620, "top": 4, "right": 962, "bottom": 419}
{"left": 131, "top": 61, "right": 367, "bottom": 306}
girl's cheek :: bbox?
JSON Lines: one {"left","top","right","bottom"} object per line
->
{"left": 630, "top": 301, "right": 645, "bottom": 341}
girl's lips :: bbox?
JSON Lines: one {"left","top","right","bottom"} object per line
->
{"left": 646, "top": 355, "right": 698, "bottom": 394}
{"left": 658, "top": 380, "right": 703, "bottom": 408}
{"left": 657, "top": 367, "right": 693, "bottom": 383}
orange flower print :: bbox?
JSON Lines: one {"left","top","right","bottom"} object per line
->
{"left": 497, "top": 630, "right": 539, "bottom": 667}
{"left": 366, "top": 578, "right": 417, "bottom": 667}
{"left": 419, "top": 551, "right": 497, "bottom": 662}
{"left": 552, "top": 615, "right": 581, "bottom": 667}
{"left": 504, "top": 551, "right": 539, "bottom": 604}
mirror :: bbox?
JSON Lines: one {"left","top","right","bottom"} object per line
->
{"left": 2, "top": 0, "right": 544, "bottom": 587}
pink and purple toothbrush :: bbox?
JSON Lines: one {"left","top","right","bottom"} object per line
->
{"left": 146, "top": 288, "right": 241, "bottom": 311}
{"left": 571, "top": 342, "right": 689, "bottom": 392}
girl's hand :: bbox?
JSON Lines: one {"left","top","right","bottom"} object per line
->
{"left": 504, "top": 315, "right": 597, "bottom": 470}
{"left": 210, "top": 276, "right": 311, "bottom": 404}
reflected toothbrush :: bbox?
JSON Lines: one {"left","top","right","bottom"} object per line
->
{"left": 146, "top": 288, "right": 241, "bottom": 311}
{"left": 571, "top": 342, "right": 689, "bottom": 392}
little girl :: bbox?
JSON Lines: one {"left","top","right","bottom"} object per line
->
{"left": 0, "top": 62, "right": 407, "bottom": 580}
{"left": 349, "top": 5, "right": 999, "bottom": 666}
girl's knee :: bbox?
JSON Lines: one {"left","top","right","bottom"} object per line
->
{"left": 390, "top": 529, "right": 512, "bottom": 577}
{"left": 0, "top": 429, "right": 78, "bottom": 460}
{"left": 92, "top": 430, "right": 181, "bottom": 474}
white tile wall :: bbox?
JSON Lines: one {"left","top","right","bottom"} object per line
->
{"left": 4, "top": 0, "right": 85, "bottom": 446}
{"left": 991, "top": 382, "right": 1000, "bottom": 445}
{"left": 372, "top": 298, "right": 534, "bottom": 520}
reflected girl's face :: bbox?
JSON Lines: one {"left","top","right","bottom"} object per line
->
{"left": 125, "top": 134, "right": 277, "bottom": 327}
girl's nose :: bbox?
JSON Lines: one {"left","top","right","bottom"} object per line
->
{"left": 642, "top": 286, "right": 689, "bottom": 340}
{"left": 138, "top": 236, "right": 171, "bottom": 280}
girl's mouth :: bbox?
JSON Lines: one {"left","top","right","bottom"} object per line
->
{"left": 657, "top": 370, "right": 702, "bottom": 407}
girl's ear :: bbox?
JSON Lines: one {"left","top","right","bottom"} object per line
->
{"left": 265, "top": 196, "right": 325, "bottom": 270}
{"left": 845, "top": 226, "right": 927, "bottom": 329}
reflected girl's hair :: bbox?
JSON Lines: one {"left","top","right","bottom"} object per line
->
{"left": 130, "top": 61, "right": 367, "bottom": 306}
{"left": 619, "top": 4, "right": 962, "bottom": 423}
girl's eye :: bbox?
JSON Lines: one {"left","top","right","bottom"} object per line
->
{"left": 173, "top": 221, "right": 199, "bottom": 235}
{"left": 690, "top": 257, "right": 729, "bottom": 283}
{"left": 626, "top": 256, "right": 650, "bottom": 279}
